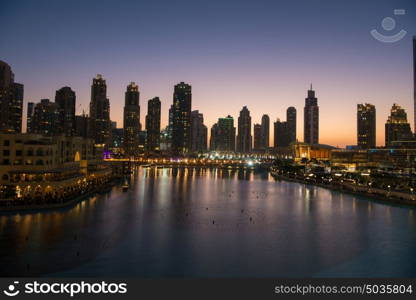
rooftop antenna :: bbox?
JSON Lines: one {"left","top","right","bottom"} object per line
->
{"left": 310, "top": 83, "right": 313, "bottom": 90}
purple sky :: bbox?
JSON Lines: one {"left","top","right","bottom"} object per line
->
{"left": 1, "top": 0, "right": 415, "bottom": 147}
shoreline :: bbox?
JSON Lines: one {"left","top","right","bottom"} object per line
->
{"left": 0, "top": 181, "right": 117, "bottom": 213}
{"left": 271, "top": 172, "right": 416, "bottom": 208}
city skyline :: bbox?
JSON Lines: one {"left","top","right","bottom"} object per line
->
{"left": 1, "top": 0, "right": 415, "bottom": 147}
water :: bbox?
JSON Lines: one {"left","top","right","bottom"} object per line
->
{"left": 1, "top": 167, "right": 416, "bottom": 277}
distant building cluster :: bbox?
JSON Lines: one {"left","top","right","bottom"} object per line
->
{"left": 0, "top": 37, "right": 415, "bottom": 161}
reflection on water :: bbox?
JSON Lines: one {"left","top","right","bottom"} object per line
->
{"left": 1, "top": 167, "right": 416, "bottom": 277}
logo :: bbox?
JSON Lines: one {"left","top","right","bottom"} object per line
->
{"left": 3, "top": 281, "right": 20, "bottom": 297}
{"left": 370, "top": 9, "right": 407, "bottom": 43}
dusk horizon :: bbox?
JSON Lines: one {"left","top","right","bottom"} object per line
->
{"left": 2, "top": 0, "right": 415, "bottom": 147}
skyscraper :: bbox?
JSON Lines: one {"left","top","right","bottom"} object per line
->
{"left": 236, "top": 106, "right": 252, "bottom": 153}
{"left": 31, "top": 99, "right": 60, "bottom": 136}
{"left": 89, "top": 74, "right": 110, "bottom": 147}
{"left": 27, "top": 102, "right": 34, "bottom": 133}
{"left": 304, "top": 85, "right": 319, "bottom": 144}
{"left": 357, "top": 103, "right": 376, "bottom": 149}
{"left": 260, "top": 114, "right": 270, "bottom": 150}
{"left": 210, "top": 115, "right": 236, "bottom": 152}
{"left": 190, "top": 110, "right": 207, "bottom": 153}
{"left": 55, "top": 86, "right": 76, "bottom": 136}
{"left": 286, "top": 107, "right": 297, "bottom": 144}
{"left": 123, "top": 82, "right": 140, "bottom": 156}
{"left": 385, "top": 103, "right": 414, "bottom": 147}
{"left": 253, "top": 123, "right": 262, "bottom": 151}
{"left": 274, "top": 119, "right": 290, "bottom": 148}
{"left": 413, "top": 36, "right": 416, "bottom": 133}
{"left": 75, "top": 112, "right": 89, "bottom": 138}
{"left": 171, "top": 82, "right": 192, "bottom": 155}
{"left": 145, "top": 97, "right": 161, "bottom": 152}
{"left": 0, "top": 61, "right": 23, "bottom": 133}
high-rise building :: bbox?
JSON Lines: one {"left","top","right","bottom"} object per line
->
{"left": 274, "top": 119, "right": 290, "bottom": 148}
{"left": 89, "top": 74, "right": 110, "bottom": 147}
{"left": 304, "top": 85, "right": 319, "bottom": 144}
{"left": 32, "top": 99, "right": 60, "bottom": 136}
{"left": 413, "top": 36, "right": 416, "bottom": 133}
{"left": 385, "top": 103, "right": 414, "bottom": 147}
{"left": 286, "top": 107, "right": 297, "bottom": 144}
{"left": 55, "top": 86, "right": 76, "bottom": 136}
{"left": 27, "top": 102, "right": 34, "bottom": 133}
{"left": 253, "top": 123, "right": 262, "bottom": 151}
{"left": 146, "top": 97, "right": 161, "bottom": 152}
{"left": 210, "top": 115, "right": 236, "bottom": 152}
{"left": 123, "top": 82, "right": 140, "bottom": 156}
{"left": 75, "top": 112, "right": 89, "bottom": 138}
{"left": 0, "top": 61, "right": 23, "bottom": 133}
{"left": 190, "top": 110, "right": 207, "bottom": 153}
{"left": 260, "top": 114, "right": 270, "bottom": 150}
{"left": 357, "top": 103, "right": 376, "bottom": 149}
{"left": 236, "top": 106, "right": 252, "bottom": 153}
{"left": 171, "top": 82, "right": 192, "bottom": 155}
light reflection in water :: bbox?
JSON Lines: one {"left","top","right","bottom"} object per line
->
{"left": 0, "top": 166, "right": 416, "bottom": 277}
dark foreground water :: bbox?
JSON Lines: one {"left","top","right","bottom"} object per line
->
{"left": 1, "top": 167, "right": 416, "bottom": 277}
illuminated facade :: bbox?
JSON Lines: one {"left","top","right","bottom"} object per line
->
{"left": 260, "top": 114, "right": 270, "bottom": 150}
{"left": 89, "top": 74, "right": 111, "bottom": 148}
{"left": 123, "top": 82, "right": 140, "bottom": 156}
{"left": 357, "top": 103, "right": 376, "bottom": 149}
{"left": 171, "top": 82, "right": 192, "bottom": 155}
{"left": 210, "top": 115, "right": 236, "bottom": 152}
{"left": 0, "top": 61, "right": 23, "bottom": 133}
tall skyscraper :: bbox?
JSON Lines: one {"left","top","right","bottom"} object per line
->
{"left": 274, "top": 119, "right": 290, "bottom": 148}
{"left": 357, "top": 103, "right": 376, "bottom": 149}
{"left": 304, "top": 85, "right": 319, "bottom": 144}
{"left": 89, "top": 74, "right": 111, "bottom": 147}
{"left": 55, "top": 86, "right": 76, "bottom": 136}
{"left": 253, "top": 123, "right": 262, "bottom": 151}
{"left": 145, "top": 97, "right": 161, "bottom": 152}
{"left": 27, "top": 102, "right": 34, "bottom": 133}
{"left": 286, "top": 107, "right": 297, "bottom": 144}
{"left": 260, "top": 114, "right": 270, "bottom": 150}
{"left": 123, "top": 82, "right": 140, "bottom": 156}
{"left": 190, "top": 110, "right": 207, "bottom": 153}
{"left": 0, "top": 61, "right": 23, "bottom": 133}
{"left": 171, "top": 82, "right": 192, "bottom": 155}
{"left": 210, "top": 115, "right": 236, "bottom": 152}
{"left": 413, "top": 36, "right": 416, "bottom": 133}
{"left": 32, "top": 99, "right": 60, "bottom": 136}
{"left": 385, "top": 103, "right": 414, "bottom": 147}
{"left": 236, "top": 106, "right": 252, "bottom": 153}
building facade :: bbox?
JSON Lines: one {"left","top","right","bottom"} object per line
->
{"left": 31, "top": 99, "right": 60, "bottom": 136}
{"left": 190, "top": 110, "right": 207, "bottom": 153}
{"left": 385, "top": 103, "right": 414, "bottom": 147}
{"left": 287, "top": 106, "right": 297, "bottom": 144}
{"left": 55, "top": 86, "right": 76, "bottom": 136}
{"left": 171, "top": 82, "right": 192, "bottom": 155}
{"left": 304, "top": 85, "right": 319, "bottom": 144}
{"left": 123, "top": 82, "right": 140, "bottom": 156}
{"left": 0, "top": 61, "right": 23, "bottom": 133}
{"left": 260, "top": 114, "right": 270, "bottom": 150}
{"left": 146, "top": 97, "right": 161, "bottom": 153}
{"left": 253, "top": 123, "right": 262, "bottom": 151}
{"left": 236, "top": 106, "right": 252, "bottom": 153}
{"left": 89, "top": 74, "right": 111, "bottom": 147}
{"left": 357, "top": 103, "right": 376, "bottom": 149}
{"left": 210, "top": 115, "right": 236, "bottom": 152}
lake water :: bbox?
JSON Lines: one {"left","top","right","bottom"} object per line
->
{"left": 1, "top": 167, "right": 416, "bottom": 277}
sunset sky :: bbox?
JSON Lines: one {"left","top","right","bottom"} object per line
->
{"left": 1, "top": 0, "right": 415, "bottom": 147}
